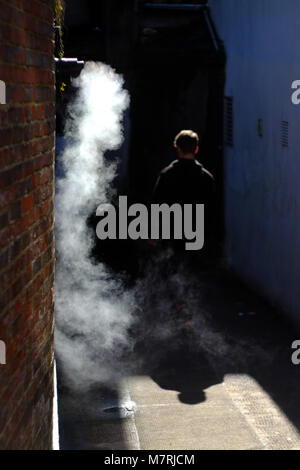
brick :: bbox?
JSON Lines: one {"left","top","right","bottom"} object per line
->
{"left": 23, "top": 160, "right": 34, "bottom": 177}
{"left": 0, "top": 165, "right": 23, "bottom": 190}
{"left": 32, "top": 256, "right": 41, "bottom": 275}
{"left": 9, "top": 201, "right": 22, "bottom": 221}
{"left": 0, "top": 128, "right": 13, "bottom": 147}
{"left": 18, "top": 176, "right": 33, "bottom": 196}
{"left": 0, "top": 211, "right": 9, "bottom": 230}
{"left": 8, "top": 86, "right": 24, "bottom": 103}
{"left": 0, "top": 288, "right": 10, "bottom": 311}
{"left": 22, "top": 194, "right": 34, "bottom": 213}
{"left": 4, "top": 45, "right": 25, "bottom": 65}
{"left": 0, "top": 108, "right": 9, "bottom": 127}
{"left": 0, "top": 249, "right": 8, "bottom": 271}
{"left": 23, "top": 0, "right": 54, "bottom": 24}
{"left": 0, "top": 226, "right": 10, "bottom": 249}
{"left": 0, "top": 0, "right": 54, "bottom": 450}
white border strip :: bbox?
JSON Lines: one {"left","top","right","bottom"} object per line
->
{"left": 52, "top": 360, "right": 60, "bottom": 450}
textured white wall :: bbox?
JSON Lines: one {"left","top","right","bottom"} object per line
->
{"left": 210, "top": 0, "right": 300, "bottom": 320}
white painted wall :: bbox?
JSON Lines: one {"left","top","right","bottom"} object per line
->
{"left": 210, "top": 0, "right": 300, "bottom": 320}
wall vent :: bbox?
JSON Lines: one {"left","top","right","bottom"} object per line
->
{"left": 281, "top": 121, "right": 289, "bottom": 148}
{"left": 224, "top": 96, "right": 233, "bottom": 147}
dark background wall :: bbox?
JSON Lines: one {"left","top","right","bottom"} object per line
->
{"left": 0, "top": 0, "right": 55, "bottom": 449}
{"left": 60, "top": 0, "right": 224, "bottom": 204}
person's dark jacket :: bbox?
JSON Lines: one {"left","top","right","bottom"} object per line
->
{"left": 152, "top": 158, "right": 215, "bottom": 206}
{"left": 152, "top": 157, "right": 216, "bottom": 252}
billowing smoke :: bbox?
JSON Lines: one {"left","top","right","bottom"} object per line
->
{"left": 55, "top": 62, "right": 272, "bottom": 393}
{"left": 55, "top": 63, "right": 134, "bottom": 390}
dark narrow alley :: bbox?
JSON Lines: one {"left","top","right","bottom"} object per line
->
{"left": 1, "top": 0, "right": 300, "bottom": 454}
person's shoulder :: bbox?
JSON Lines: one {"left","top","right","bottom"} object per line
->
{"left": 160, "top": 159, "right": 179, "bottom": 175}
{"left": 195, "top": 161, "right": 215, "bottom": 181}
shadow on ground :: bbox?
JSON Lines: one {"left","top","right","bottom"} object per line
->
{"left": 57, "top": 245, "right": 300, "bottom": 449}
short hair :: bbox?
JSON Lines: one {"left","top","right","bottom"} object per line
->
{"left": 173, "top": 130, "right": 199, "bottom": 154}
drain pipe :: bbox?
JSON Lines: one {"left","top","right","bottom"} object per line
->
{"left": 203, "top": 8, "right": 219, "bottom": 52}
{"left": 143, "top": 3, "right": 207, "bottom": 11}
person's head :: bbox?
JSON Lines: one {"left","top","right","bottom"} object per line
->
{"left": 173, "top": 130, "right": 199, "bottom": 158}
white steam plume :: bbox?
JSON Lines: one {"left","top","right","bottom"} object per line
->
{"left": 54, "top": 62, "right": 270, "bottom": 393}
{"left": 55, "top": 62, "right": 134, "bottom": 390}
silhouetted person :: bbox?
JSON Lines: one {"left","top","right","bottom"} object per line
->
{"left": 152, "top": 129, "right": 215, "bottom": 259}
{"left": 135, "top": 131, "right": 216, "bottom": 351}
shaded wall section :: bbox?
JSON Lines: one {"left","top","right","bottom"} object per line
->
{"left": 210, "top": 0, "right": 300, "bottom": 321}
{"left": 0, "top": 0, "right": 55, "bottom": 449}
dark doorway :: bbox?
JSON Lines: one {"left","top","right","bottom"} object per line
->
{"left": 126, "top": 5, "right": 225, "bottom": 248}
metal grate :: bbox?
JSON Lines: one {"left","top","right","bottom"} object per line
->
{"left": 281, "top": 121, "right": 289, "bottom": 148}
{"left": 224, "top": 96, "right": 233, "bottom": 147}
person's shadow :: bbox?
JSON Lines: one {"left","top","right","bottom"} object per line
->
{"left": 143, "top": 335, "right": 222, "bottom": 405}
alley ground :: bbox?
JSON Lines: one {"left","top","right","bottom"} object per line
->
{"left": 57, "top": 263, "right": 300, "bottom": 450}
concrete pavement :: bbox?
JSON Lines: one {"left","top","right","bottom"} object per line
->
{"left": 57, "top": 266, "right": 300, "bottom": 450}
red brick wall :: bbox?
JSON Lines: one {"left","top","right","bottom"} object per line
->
{"left": 0, "top": 0, "right": 55, "bottom": 450}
